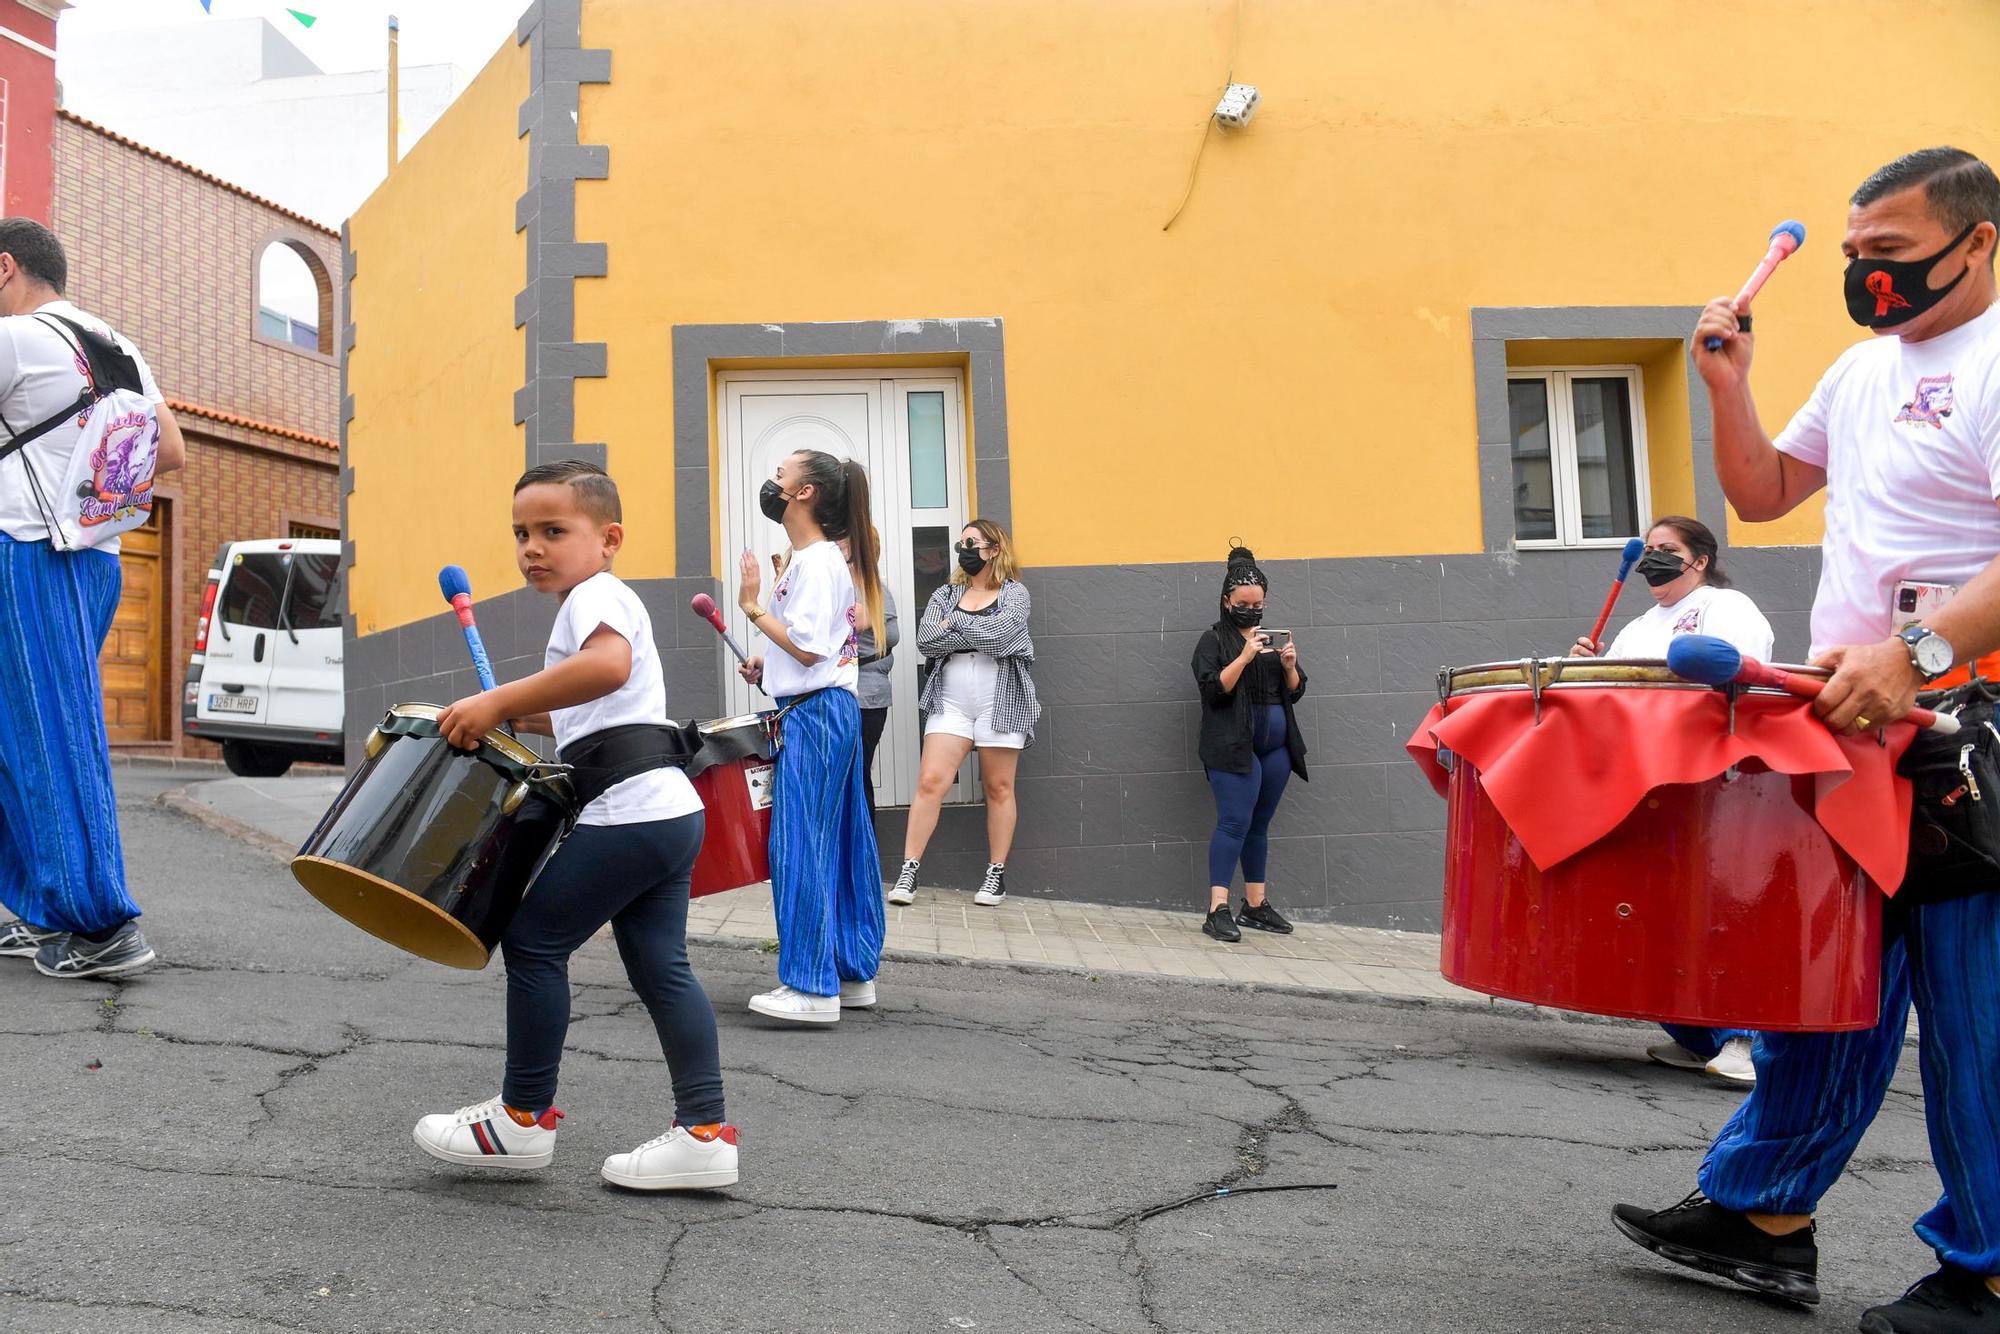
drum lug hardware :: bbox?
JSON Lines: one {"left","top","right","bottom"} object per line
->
{"left": 1724, "top": 683, "right": 1740, "bottom": 736}
{"left": 363, "top": 728, "right": 388, "bottom": 761}
{"left": 1528, "top": 658, "right": 1544, "bottom": 725}
{"left": 1436, "top": 666, "right": 1451, "bottom": 706}
{"left": 1722, "top": 764, "right": 1740, "bottom": 784}
{"left": 502, "top": 781, "right": 529, "bottom": 816}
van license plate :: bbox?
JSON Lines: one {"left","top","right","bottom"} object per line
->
{"left": 209, "top": 694, "right": 258, "bottom": 714}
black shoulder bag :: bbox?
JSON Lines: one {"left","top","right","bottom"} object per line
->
{"left": 0, "top": 315, "right": 146, "bottom": 467}
{"left": 1898, "top": 677, "right": 2000, "bottom": 904}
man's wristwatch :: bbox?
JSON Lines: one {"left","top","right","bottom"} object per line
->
{"left": 1898, "top": 624, "right": 1955, "bottom": 682}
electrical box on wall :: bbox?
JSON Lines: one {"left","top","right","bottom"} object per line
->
{"left": 1213, "top": 83, "right": 1260, "bottom": 130}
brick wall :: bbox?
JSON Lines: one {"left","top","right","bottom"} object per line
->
{"left": 50, "top": 114, "right": 340, "bottom": 754}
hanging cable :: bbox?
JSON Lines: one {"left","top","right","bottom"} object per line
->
{"left": 1161, "top": 0, "right": 1247, "bottom": 232}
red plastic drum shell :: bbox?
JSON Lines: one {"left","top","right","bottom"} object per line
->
{"left": 690, "top": 756, "right": 771, "bottom": 898}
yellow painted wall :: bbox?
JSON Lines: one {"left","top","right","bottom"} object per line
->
{"left": 345, "top": 35, "right": 526, "bottom": 634}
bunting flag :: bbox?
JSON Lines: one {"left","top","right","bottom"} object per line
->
{"left": 199, "top": 0, "right": 212, "bottom": 10}
{"left": 286, "top": 8, "right": 317, "bottom": 26}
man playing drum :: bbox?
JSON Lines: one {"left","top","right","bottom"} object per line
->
{"left": 1611, "top": 148, "right": 2000, "bottom": 1332}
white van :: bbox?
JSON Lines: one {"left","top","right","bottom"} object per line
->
{"left": 182, "top": 538, "right": 345, "bottom": 776}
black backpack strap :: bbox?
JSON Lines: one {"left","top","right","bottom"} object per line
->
{"left": 0, "top": 315, "right": 143, "bottom": 468}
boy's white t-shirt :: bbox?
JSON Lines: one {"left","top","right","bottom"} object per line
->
{"left": 1605, "top": 584, "right": 1776, "bottom": 661}
{"left": 762, "top": 540, "right": 860, "bottom": 698}
{"left": 547, "top": 571, "right": 702, "bottom": 827}
{"left": 1774, "top": 301, "right": 2000, "bottom": 658}
{"left": 0, "top": 300, "right": 165, "bottom": 547}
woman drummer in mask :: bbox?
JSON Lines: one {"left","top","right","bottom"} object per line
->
{"left": 1571, "top": 514, "right": 1776, "bottom": 1086}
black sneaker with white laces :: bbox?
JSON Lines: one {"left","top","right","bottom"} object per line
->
{"left": 886, "top": 859, "right": 919, "bottom": 907}
{"left": 972, "top": 863, "right": 1006, "bottom": 907}
{"left": 34, "top": 921, "right": 156, "bottom": 980}
{"left": 1201, "top": 905, "right": 1241, "bottom": 942}
{"left": 1860, "top": 1266, "right": 2000, "bottom": 1334}
{"left": 0, "top": 918, "right": 65, "bottom": 958}
{"left": 1237, "top": 899, "right": 1294, "bottom": 934}
{"left": 1611, "top": 1190, "right": 1819, "bottom": 1305}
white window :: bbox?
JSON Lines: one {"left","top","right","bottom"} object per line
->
{"left": 1506, "top": 366, "right": 1650, "bottom": 548}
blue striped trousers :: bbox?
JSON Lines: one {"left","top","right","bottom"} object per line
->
{"left": 0, "top": 535, "right": 138, "bottom": 935}
{"left": 1697, "top": 892, "right": 2000, "bottom": 1274}
{"left": 769, "top": 688, "right": 883, "bottom": 997}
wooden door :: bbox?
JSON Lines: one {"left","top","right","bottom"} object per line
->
{"left": 100, "top": 511, "right": 167, "bottom": 742}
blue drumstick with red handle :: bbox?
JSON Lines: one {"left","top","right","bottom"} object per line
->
{"left": 1584, "top": 538, "right": 1646, "bottom": 653}
{"left": 1667, "top": 634, "right": 1958, "bottom": 734}
{"left": 438, "top": 564, "right": 498, "bottom": 692}
{"left": 1703, "top": 220, "right": 1807, "bottom": 351}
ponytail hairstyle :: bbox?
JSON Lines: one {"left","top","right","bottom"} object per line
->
{"left": 790, "top": 449, "right": 886, "bottom": 647}
{"left": 950, "top": 517, "right": 1021, "bottom": 586}
{"left": 1218, "top": 539, "right": 1268, "bottom": 617}
{"left": 1649, "top": 515, "right": 1730, "bottom": 588}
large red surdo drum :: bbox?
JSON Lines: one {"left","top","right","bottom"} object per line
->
{"left": 1410, "top": 659, "right": 1916, "bottom": 1033}
{"left": 687, "top": 713, "right": 775, "bottom": 898}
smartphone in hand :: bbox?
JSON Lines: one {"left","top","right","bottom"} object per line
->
{"left": 1261, "top": 628, "right": 1293, "bottom": 652}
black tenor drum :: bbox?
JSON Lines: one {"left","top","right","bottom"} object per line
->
{"left": 291, "top": 704, "right": 578, "bottom": 969}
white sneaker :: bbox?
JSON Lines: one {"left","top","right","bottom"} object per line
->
{"left": 413, "top": 1096, "right": 561, "bottom": 1170}
{"left": 1645, "top": 1041, "right": 1709, "bottom": 1072}
{"left": 601, "top": 1124, "right": 740, "bottom": 1191}
{"left": 972, "top": 862, "right": 1007, "bottom": 907}
{"left": 1705, "top": 1037, "right": 1758, "bottom": 1086}
{"left": 886, "top": 860, "right": 919, "bottom": 906}
{"left": 748, "top": 984, "right": 840, "bottom": 1024}
{"left": 839, "top": 978, "right": 877, "bottom": 1009}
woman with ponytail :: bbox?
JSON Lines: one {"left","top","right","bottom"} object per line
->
{"left": 735, "top": 450, "right": 885, "bottom": 1024}
{"left": 1190, "top": 543, "right": 1308, "bottom": 942}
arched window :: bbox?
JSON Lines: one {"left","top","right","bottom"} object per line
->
{"left": 254, "top": 238, "right": 334, "bottom": 356}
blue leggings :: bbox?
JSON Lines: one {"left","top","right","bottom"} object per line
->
{"left": 0, "top": 536, "right": 137, "bottom": 935}
{"left": 500, "top": 813, "right": 724, "bottom": 1124}
{"left": 1205, "top": 705, "right": 1292, "bottom": 888}
{"left": 770, "top": 688, "right": 884, "bottom": 997}
{"left": 1661, "top": 1026, "right": 1754, "bottom": 1061}
{"left": 1697, "top": 891, "right": 2000, "bottom": 1273}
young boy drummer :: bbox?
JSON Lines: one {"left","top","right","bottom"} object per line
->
{"left": 412, "top": 460, "right": 737, "bottom": 1191}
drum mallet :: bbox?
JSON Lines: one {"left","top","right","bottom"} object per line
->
{"left": 690, "top": 592, "right": 754, "bottom": 667}
{"left": 1667, "top": 635, "right": 1959, "bottom": 735}
{"left": 438, "top": 564, "right": 499, "bottom": 693}
{"left": 1584, "top": 538, "right": 1646, "bottom": 653}
{"left": 1703, "top": 220, "right": 1807, "bottom": 351}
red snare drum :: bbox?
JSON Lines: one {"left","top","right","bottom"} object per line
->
{"left": 688, "top": 713, "right": 775, "bottom": 898}
{"left": 1433, "top": 660, "right": 1883, "bottom": 1032}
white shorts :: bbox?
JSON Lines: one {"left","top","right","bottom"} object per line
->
{"left": 924, "top": 653, "right": 1026, "bottom": 750}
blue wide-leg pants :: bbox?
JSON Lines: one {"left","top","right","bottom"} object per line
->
{"left": 769, "top": 688, "right": 883, "bottom": 997}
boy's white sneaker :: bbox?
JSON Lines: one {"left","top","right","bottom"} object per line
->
{"left": 839, "top": 979, "right": 877, "bottom": 1009}
{"left": 413, "top": 1096, "right": 562, "bottom": 1170}
{"left": 601, "top": 1124, "right": 740, "bottom": 1191}
{"left": 748, "top": 984, "right": 840, "bottom": 1024}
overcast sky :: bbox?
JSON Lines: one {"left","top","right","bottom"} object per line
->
{"left": 59, "top": 0, "right": 521, "bottom": 83}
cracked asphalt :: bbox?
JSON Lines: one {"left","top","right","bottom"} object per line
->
{"left": 0, "top": 771, "right": 1946, "bottom": 1333}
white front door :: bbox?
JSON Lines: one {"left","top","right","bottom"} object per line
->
{"left": 717, "top": 371, "right": 972, "bottom": 807}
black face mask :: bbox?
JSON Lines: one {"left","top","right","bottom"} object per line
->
{"left": 957, "top": 548, "right": 989, "bottom": 576}
{"left": 1225, "top": 604, "right": 1264, "bottom": 627}
{"left": 758, "top": 480, "right": 793, "bottom": 524}
{"left": 1844, "top": 222, "right": 1977, "bottom": 329}
{"left": 1635, "top": 548, "right": 1692, "bottom": 588}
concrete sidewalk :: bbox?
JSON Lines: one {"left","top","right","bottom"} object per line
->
{"left": 174, "top": 773, "right": 1484, "bottom": 1006}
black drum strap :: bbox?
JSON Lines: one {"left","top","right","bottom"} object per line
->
{"left": 559, "top": 722, "right": 702, "bottom": 808}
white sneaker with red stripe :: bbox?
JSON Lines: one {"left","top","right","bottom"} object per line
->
{"left": 601, "top": 1124, "right": 740, "bottom": 1191}
{"left": 413, "top": 1096, "right": 562, "bottom": 1170}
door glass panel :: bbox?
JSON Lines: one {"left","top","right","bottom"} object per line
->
{"left": 912, "top": 525, "right": 952, "bottom": 615}
{"left": 219, "top": 554, "right": 286, "bottom": 628}
{"left": 1507, "top": 379, "right": 1557, "bottom": 542}
{"left": 1570, "top": 376, "right": 1639, "bottom": 539}
{"left": 907, "top": 391, "right": 948, "bottom": 509}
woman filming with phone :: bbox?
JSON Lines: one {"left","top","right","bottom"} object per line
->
{"left": 1190, "top": 544, "right": 1308, "bottom": 942}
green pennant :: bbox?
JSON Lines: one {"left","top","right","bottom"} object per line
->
{"left": 286, "top": 8, "right": 316, "bottom": 27}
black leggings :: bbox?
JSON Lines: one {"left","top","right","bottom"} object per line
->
{"left": 499, "top": 812, "right": 724, "bottom": 1123}
{"left": 860, "top": 706, "right": 888, "bottom": 816}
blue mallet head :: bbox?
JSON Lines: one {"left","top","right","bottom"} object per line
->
{"left": 1666, "top": 634, "right": 1743, "bottom": 686}
{"left": 438, "top": 564, "right": 472, "bottom": 603}
{"left": 1616, "top": 536, "right": 1644, "bottom": 581}
{"left": 1771, "top": 219, "right": 1807, "bottom": 251}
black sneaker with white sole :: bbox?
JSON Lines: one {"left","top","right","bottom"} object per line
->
{"left": 886, "top": 859, "right": 919, "bottom": 907}
{"left": 1860, "top": 1266, "right": 2000, "bottom": 1334}
{"left": 972, "top": 863, "right": 1006, "bottom": 907}
{"left": 1201, "top": 905, "right": 1242, "bottom": 942}
{"left": 34, "top": 921, "right": 156, "bottom": 979}
{"left": 1237, "top": 900, "right": 1294, "bottom": 934}
{"left": 1611, "top": 1190, "right": 1819, "bottom": 1305}
{"left": 0, "top": 918, "right": 65, "bottom": 958}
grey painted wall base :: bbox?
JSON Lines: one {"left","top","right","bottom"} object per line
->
{"left": 342, "top": 543, "right": 1823, "bottom": 930}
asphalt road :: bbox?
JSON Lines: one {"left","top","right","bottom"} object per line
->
{"left": 0, "top": 770, "right": 1945, "bottom": 1333}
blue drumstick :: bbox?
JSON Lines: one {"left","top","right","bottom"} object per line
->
{"left": 1668, "top": 634, "right": 1959, "bottom": 734}
{"left": 1586, "top": 537, "right": 1647, "bottom": 650}
{"left": 438, "top": 564, "right": 498, "bottom": 692}
{"left": 1703, "top": 220, "right": 1806, "bottom": 351}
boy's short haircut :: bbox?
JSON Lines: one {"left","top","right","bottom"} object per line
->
{"left": 514, "top": 459, "right": 621, "bottom": 524}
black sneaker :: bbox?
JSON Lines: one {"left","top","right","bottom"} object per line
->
{"left": 1201, "top": 906, "right": 1241, "bottom": 942}
{"left": 1237, "top": 900, "right": 1294, "bottom": 934}
{"left": 1860, "top": 1266, "right": 2000, "bottom": 1333}
{"left": 1611, "top": 1190, "right": 1820, "bottom": 1305}
{"left": 0, "top": 917, "right": 65, "bottom": 958}
{"left": 34, "top": 921, "right": 156, "bottom": 979}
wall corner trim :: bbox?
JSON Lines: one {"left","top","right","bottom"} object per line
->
{"left": 338, "top": 219, "right": 358, "bottom": 638}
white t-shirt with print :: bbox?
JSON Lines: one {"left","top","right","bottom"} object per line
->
{"left": 0, "top": 300, "right": 165, "bottom": 547}
{"left": 547, "top": 571, "right": 702, "bottom": 827}
{"left": 1606, "top": 584, "right": 1776, "bottom": 661}
{"left": 762, "top": 540, "right": 860, "bottom": 698}
{"left": 1775, "top": 302, "right": 2000, "bottom": 658}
